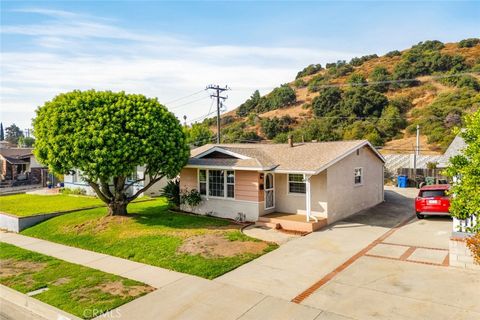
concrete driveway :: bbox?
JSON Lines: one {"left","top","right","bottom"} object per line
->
{"left": 217, "top": 186, "right": 480, "bottom": 319}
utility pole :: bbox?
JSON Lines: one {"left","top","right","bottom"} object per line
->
{"left": 413, "top": 125, "right": 420, "bottom": 187}
{"left": 206, "top": 85, "right": 229, "bottom": 144}
{"left": 24, "top": 128, "right": 31, "bottom": 137}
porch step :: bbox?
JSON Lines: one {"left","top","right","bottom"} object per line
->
{"left": 258, "top": 214, "right": 327, "bottom": 233}
{"left": 255, "top": 221, "right": 281, "bottom": 229}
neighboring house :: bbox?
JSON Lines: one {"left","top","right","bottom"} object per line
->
{"left": 179, "top": 139, "right": 385, "bottom": 225}
{"left": 64, "top": 166, "right": 167, "bottom": 197}
{"left": 437, "top": 132, "right": 467, "bottom": 168}
{"left": 0, "top": 148, "right": 47, "bottom": 185}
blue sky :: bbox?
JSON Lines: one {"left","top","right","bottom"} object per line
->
{"left": 1, "top": 1, "right": 479, "bottom": 130}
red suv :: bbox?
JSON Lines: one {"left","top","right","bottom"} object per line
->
{"left": 415, "top": 184, "right": 451, "bottom": 219}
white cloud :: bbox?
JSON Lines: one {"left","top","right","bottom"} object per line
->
{"left": 1, "top": 8, "right": 360, "bottom": 129}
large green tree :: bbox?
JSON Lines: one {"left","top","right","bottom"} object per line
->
{"left": 5, "top": 123, "right": 24, "bottom": 145}
{"left": 33, "top": 90, "right": 189, "bottom": 216}
{"left": 445, "top": 110, "right": 480, "bottom": 233}
{"left": 185, "top": 123, "right": 213, "bottom": 146}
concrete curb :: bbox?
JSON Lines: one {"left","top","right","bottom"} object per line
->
{"left": 0, "top": 284, "right": 81, "bottom": 320}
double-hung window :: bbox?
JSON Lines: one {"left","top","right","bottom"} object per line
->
{"left": 226, "top": 171, "right": 235, "bottom": 198}
{"left": 199, "top": 169, "right": 235, "bottom": 198}
{"left": 354, "top": 167, "right": 363, "bottom": 185}
{"left": 209, "top": 170, "right": 225, "bottom": 197}
{"left": 199, "top": 170, "right": 207, "bottom": 195}
{"left": 288, "top": 174, "right": 306, "bottom": 194}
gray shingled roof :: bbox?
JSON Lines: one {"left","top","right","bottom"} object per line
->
{"left": 188, "top": 140, "right": 384, "bottom": 173}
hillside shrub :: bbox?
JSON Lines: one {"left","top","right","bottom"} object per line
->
{"left": 307, "top": 74, "right": 329, "bottom": 92}
{"left": 260, "top": 116, "right": 295, "bottom": 139}
{"left": 458, "top": 38, "right": 480, "bottom": 48}
{"left": 349, "top": 54, "right": 378, "bottom": 67}
{"left": 312, "top": 87, "right": 342, "bottom": 117}
{"left": 296, "top": 64, "right": 323, "bottom": 79}
{"left": 341, "top": 87, "right": 388, "bottom": 117}
{"left": 237, "top": 90, "right": 261, "bottom": 117}
{"left": 369, "top": 66, "right": 391, "bottom": 92}
{"left": 385, "top": 50, "right": 401, "bottom": 58}
{"left": 408, "top": 88, "right": 480, "bottom": 149}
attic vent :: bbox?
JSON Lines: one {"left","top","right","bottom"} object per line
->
{"left": 356, "top": 149, "right": 360, "bottom": 156}
{"left": 200, "top": 151, "right": 238, "bottom": 159}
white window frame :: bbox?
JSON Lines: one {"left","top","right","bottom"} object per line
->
{"left": 198, "top": 169, "right": 207, "bottom": 195}
{"left": 287, "top": 173, "right": 306, "bottom": 195}
{"left": 354, "top": 167, "right": 363, "bottom": 186}
{"left": 197, "top": 169, "right": 235, "bottom": 199}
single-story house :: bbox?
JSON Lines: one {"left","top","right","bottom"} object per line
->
{"left": 0, "top": 148, "right": 47, "bottom": 185}
{"left": 179, "top": 139, "right": 385, "bottom": 225}
{"left": 64, "top": 166, "right": 167, "bottom": 197}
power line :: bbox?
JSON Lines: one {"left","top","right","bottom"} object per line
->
{"left": 168, "top": 95, "right": 211, "bottom": 110}
{"left": 165, "top": 89, "right": 205, "bottom": 105}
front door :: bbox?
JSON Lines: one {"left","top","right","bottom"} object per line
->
{"left": 264, "top": 173, "right": 275, "bottom": 209}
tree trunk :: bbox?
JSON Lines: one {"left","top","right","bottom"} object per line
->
{"left": 107, "top": 201, "right": 128, "bottom": 216}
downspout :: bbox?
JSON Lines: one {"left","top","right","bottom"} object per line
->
{"left": 305, "top": 175, "right": 318, "bottom": 222}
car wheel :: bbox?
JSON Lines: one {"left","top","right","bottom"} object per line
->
{"left": 416, "top": 212, "right": 425, "bottom": 219}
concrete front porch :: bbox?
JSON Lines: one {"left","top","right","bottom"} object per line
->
{"left": 256, "top": 213, "right": 328, "bottom": 233}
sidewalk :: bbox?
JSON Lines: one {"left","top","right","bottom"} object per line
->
{"left": 0, "top": 232, "right": 325, "bottom": 320}
{"left": 0, "top": 232, "right": 186, "bottom": 289}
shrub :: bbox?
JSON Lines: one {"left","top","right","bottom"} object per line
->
{"left": 385, "top": 50, "right": 401, "bottom": 58}
{"left": 377, "top": 105, "right": 406, "bottom": 139}
{"left": 59, "top": 187, "right": 87, "bottom": 196}
{"left": 260, "top": 116, "right": 294, "bottom": 139}
{"left": 369, "top": 66, "right": 391, "bottom": 92}
{"left": 161, "top": 179, "right": 180, "bottom": 208}
{"left": 237, "top": 90, "right": 261, "bottom": 117}
{"left": 458, "top": 38, "right": 480, "bottom": 48}
{"left": 466, "top": 234, "right": 480, "bottom": 264}
{"left": 407, "top": 88, "right": 480, "bottom": 149}
{"left": 326, "top": 60, "right": 353, "bottom": 77}
{"left": 296, "top": 64, "right": 323, "bottom": 79}
{"left": 349, "top": 54, "right": 378, "bottom": 67}
{"left": 268, "top": 84, "right": 296, "bottom": 109}
{"left": 312, "top": 87, "right": 342, "bottom": 117}
{"left": 294, "top": 78, "right": 306, "bottom": 88}
{"left": 180, "top": 189, "right": 202, "bottom": 209}
{"left": 341, "top": 87, "right": 388, "bottom": 117}
{"left": 307, "top": 74, "right": 329, "bottom": 92}
{"left": 347, "top": 73, "right": 368, "bottom": 86}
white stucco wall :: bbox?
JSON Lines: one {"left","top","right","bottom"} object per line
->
{"left": 326, "top": 146, "right": 384, "bottom": 224}
{"left": 181, "top": 197, "right": 260, "bottom": 222}
{"left": 274, "top": 171, "right": 328, "bottom": 219}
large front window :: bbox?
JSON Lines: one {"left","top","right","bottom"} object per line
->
{"left": 200, "top": 169, "right": 235, "bottom": 198}
{"left": 288, "top": 174, "right": 306, "bottom": 194}
{"left": 209, "top": 170, "right": 225, "bottom": 197}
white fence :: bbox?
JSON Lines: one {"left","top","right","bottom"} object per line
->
{"left": 453, "top": 215, "right": 478, "bottom": 234}
{"left": 384, "top": 154, "right": 444, "bottom": 175}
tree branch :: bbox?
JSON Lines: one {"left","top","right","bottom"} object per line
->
{"left": 87, "top": 181, "right": 111, "bottom": 204}
{"left": 127, "top": 174, "right": 164, "bottom": 202}
{"left": 101, "top": 181, "right": 114, "bottom": 199}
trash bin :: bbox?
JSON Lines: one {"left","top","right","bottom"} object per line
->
{"left": 397, "top": 175, "right": 407, "bottom": 188}
{"left": 425, "top": 177, "right": 435, "bottom": 185}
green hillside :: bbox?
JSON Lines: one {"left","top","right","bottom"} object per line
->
{"left": 190, "top": 39, "right": 480, "bottom": 153}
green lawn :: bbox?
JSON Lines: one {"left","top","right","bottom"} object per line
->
{"left": 0, "top": 242, "right": 153, "bottom": 319}
{"left": 0, "top": 194, "right": 103, "bottom": 217}
{"left": 22, "top": 198, "right": 277, "bottom": 278}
